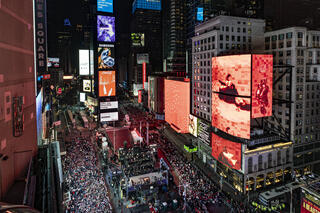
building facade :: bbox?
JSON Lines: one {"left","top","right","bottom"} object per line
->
{"left": 265, "top": 27, "right": 320, "bottom": 175}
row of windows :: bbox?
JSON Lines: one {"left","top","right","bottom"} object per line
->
{"left": 193, "top": 109, "right": 211, "bottom": 121}
{"left": 265, "top": 32, "right": 293, "bottom": 42}
{"left": 194, "top": 75, "right": 211, "bottom": 82}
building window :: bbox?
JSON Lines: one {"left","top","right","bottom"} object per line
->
{"left": 277, "top": 151, "right": 281, "bottom": 166}
{"left": 258, "top": 155, "right": 263, "bottom": 171}
{"left": 297, "top": 32, "right": 303, "bottom": 38}
{"left": 243, "top": 28, "right": 246, "bottom": 33}
{"left": 248, "top": 157, "right": 253, "bottom": 173}
{"left": 220, "top": 35, "right": 223, "bottom": 41}
{"left": 286, "top": 32, "right": 293, "bottom": 39}
{"left": 268, "top": 153, "right": 272, "bottom": 168}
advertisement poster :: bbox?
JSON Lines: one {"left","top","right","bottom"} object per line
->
{"left": 301, "top": 198, "right": 320, "bottom": 213}
{"left": 48, "top": 58, "right": 59, "bottom": 68}
{"left": 80, "top": 93, "right": 86, "bottom": 102}
{"left": 212, "top": 92, "right": 251, "bottom": 139}
{"left": 83, "top": 80, "right": 91, "bottom": 92}
{"left": 188, "top": 114, "right": 198, "bottom": 137}
{"left": 197, "top": 7, "right": 203, "bottom": 21}
{"left": 252, "top": 55, "right": 273, "bottom": 118}
{"left": 97, "top": 15, "right": 115, "bottom": 43}
{"left": 212, "top": 55, "right": 251, "bottom": 96}
{"left": 97, "top": 0, "right": 113, "bottom": 13}
{"left": 100, "top": 112, "right": 118, "bottom": 122}
{"left": 99, "top": 71, "right": 116, "bottom": 97}
{"left": 211, "top": 133, "right": 242, "bottom": 170}
{"left": 131, "top": 33, "right": 145, "bottom": 47}
{"left": 198, "top": 119, "right": 211, "bottom": 146}
{"left": 98, "top": 44, "right": 115, "bottom": 69}
{"left": 138, "top": 90, "right": 142, "bottom": 103}
{"left": 79, "top": 49, "right": 90, "bottom": 75}
{"left": 100, "top": 101, "right": 118, "bottom": 110}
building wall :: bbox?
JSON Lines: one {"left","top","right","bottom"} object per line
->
{"left": 0, "top": 0, "right": 37, "bottom": 198}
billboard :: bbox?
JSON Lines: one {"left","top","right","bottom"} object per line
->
{"left": 100, "top": 112, "right": 118, "bottom": 122}
{"left": 99, "top": 71, "right": 116, "bottom": 97}
{"left": 164, "top": 79, "right": 190, "bottom": 133}
{"left": 131, "top": 33, "right": 145, "bottom": 47}
{"left": 198, "top": 119, "right": 211, "bottom": 146}
{"left": 197, "top": 7, "right": 203, "bottom": 21}
{"left": 80, "top": 93, "right": 86, "bottom": 102}
{"left": 138, "top": 90, "right": 142, "bottom": 103}
{"left": 188, "top": 114, "right": 198, "bottom": 137}
{"left": 100, "top": 101, "right": 118, "bottom": 110}
{"left": 212, "top": 55, "right": 251, "bottom": 96}
{"left": 98, "top": 44, "right": 115, "bottom": 69}
{"left": 132, "top": 0, "right": 161, "bottom": 13}
{"left": 48, "top": 57, "right": 60, "bottom": 68}
{"left": 97, "top": 15, "right": 115, "bottom": 43}
{"left": 143, "top": 62, "right": 146, "bottom": 89}
{"left": 97, "top": 0, "right": 113, "bottom": 13}
{"left": 90, "top": 50, "right": 94, "bottom": 75}
{"left": 36, "top": 90, "right": 43, "bottom": 145}
{"left": 79, "top": 50, "right": 90, "bottom": 75}
{"left": 83, "top": 80, "right": 91, "bottom": 92}
{"left": 252, "top": 55, "right": 273, "bottom": 118}
{"left": 212, "top": 92, "right": 251, "bottom": 139}
{"left": 137, "top": 53, "right": 149, "bottom": 64}
{"left": 212, "top": 133, "right": 242, "bottom": 170}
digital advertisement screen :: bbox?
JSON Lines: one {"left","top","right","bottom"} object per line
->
{"left": 301, "top": 198, "right": 320, "bottom": 213}
{"left": 47, "top": 57, "right": 60, "bottom": 68}
{"left": 189, "top": 114, "right": 198, "bottom": 137}
{"left": 252, "top": 55, "right": 273, "bottom": 118}
{"left": 131, "top": 33, "right": 145, "bottom": 47}
{"left": 100, "top": 112, "right": 118, "bottom": 122}
{"left": 132, "top": 0, "right": 161, "bottom": 13}
{"left": 212, "top": 133, "right": 242, "bottom": 170}
{"left": 100, "top": 101, "right": 118, "bottom": 110}
{"left": 99, "top": 71, "right": 116, "bottom": 97}
{"left": 36, "top": 90, "right": 43, "bottom": 145}
{"left": 83, "top": 80, "right": 91, "bottom": 92}
{"left": 137, "top": 53, "right": 149, "bottom": 64}
{"left": 212, "top": 92, "right": 251, "bottom": 139}
{"left": 97, "top": 0, "right": 113, "bottom": 13}
{"left": 138, "top": 90, "right": 142, "bottom": 103}
{"left": 212, "top": 55, "right": 251, "bottom": 96}
{"left": 198, "top": 119, "right": 211, "bottom": 146}
{"left": 164, "top": 79, "right": 190, "bottom": 133}
{"left": 197, "top": 7, "right": 203, "bottom": 21}
{"left": 80, "top": 93, "right": 86, "bottom": 102}
{"left": 97, "top": 15, "right": 115, "bottom": 43}
{"left": 79, "top": 49, "right": 90, "bottom": 75}
{"left": 98, "top": 44, "right": 115, "bottom": 69}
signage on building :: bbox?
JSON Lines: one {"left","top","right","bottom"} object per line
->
{"left": 138, "top": 90, "right": 142, "bottom": 103}
{"left": 198, "top": 119, "right": 211, "bottom": 146}
{"left": 137, "top": 53, "right": 149, "bottom": 64}
{"left": 97, "top": 0, "right": 113, "bottom": 13}
{"left": 79, "top": 50, "right": 90, "bottom": 75}
{"left": 188, "top": 114, "right": 198, "bottom": 137}
{"left": 100, "top": 101, "right": 118, "bottom": 110}
{"left": 87, "top": 96, "right": 98, "bottom": 106}
{"left": 83, "top": 79, "right": 91, "bottom": 92}
{"left": 47, "top": 57, "right": 60, "bottom": 68}
{"left": 197, "top": 7, "right": 203, "bottom": 21}
{"left": 43, "top": 74, "right": 50, "bottom": 80}
{"left": 34, "top": 0, "right": 48, "bottom": 74}
{"left": 80, "top": 93, "right": 86, "bottom": 102}
{"left": 131, "top": 33, "right": 145, "bottom": 47}
{"left": 100, "top": 112, "right": 118, "bottom": 122}
{"left": 142, "top": 62, "right": 146, "bottom": 89}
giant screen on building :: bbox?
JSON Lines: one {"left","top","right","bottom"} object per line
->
{"left": 98, "top": 44, "right": 115, "bottom": 69}
{"left": 97, "top": 0, "right": 113, "bottom": 13}
{"left": 97, "top": 15, "right": 115, "bottom": 43}
{"left": 164, "top": 79, "right": 190, "bottom": 133}
{"left": 99, "top": 71, "right": 116, "bottom": 97}
{"left": 212, "top": 133, "right": 242, "bottom": 170}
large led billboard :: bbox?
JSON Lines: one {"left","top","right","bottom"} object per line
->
{"left": 252, "top": 55, "right": 273, "bottom": 118}
{"left": 98, "top": 44, "right": 115, "bottom": 69}
{"left": 79, "top": 50, "right": 90, "bottom": 75}
{"left": 97, "top": 15, "right": 115, "bottom": 43}
{"left": 131, "top": 33, "right": 145, "bottom": 47}
{"left": 47, "top": 57, "right": 59, "bottom": 68}
{"left": 83, "top": 80, "right": 91, "bottom": 92}
{"left": 197, "top": 7, "right": 203, "bottom": 21}
{"left": 212, "top": 92, "right": 251, "bottom": 139}
{"left": 212, "top": 133, "right": 242, "bottom": 170}
{"left": 164, "top": 79, "right": 190, "bottom": 133}
{"left": 301, "top": 188, "right": 320, "bottom": 213}
{"left": 100, "top": 112, "right": 118, "bottom": 122}
{"left": 132, "top": 0, "right": 161, "bottom": 13}
{"left": 99, "top": 71, "right": 116, "bottom": 97}
{"left": 198, "top": 119, "right": 211, "bottom": 146}
{"left": 97, "top": 0, "right": 113, "bottom": 13}
{"left": 188, "top": 114, "right": 198, "bottom": 137}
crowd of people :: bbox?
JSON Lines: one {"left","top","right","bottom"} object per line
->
{"left": 63, "top": 128, "right": 113, "bottom": 213}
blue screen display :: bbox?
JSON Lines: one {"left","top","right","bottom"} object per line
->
{"left": 197, "top": 7, "right": 203, "bottom": 21}
{"left": 97, "top": 0, "right": 113, "bottom": 13}
{"left": 97, "top": 15, "right": 116, "bottom": 43}
{"left": 132, "top": 0, "right": 161, "bottom": 13}
{"left": 36, "top": 90, "right": 43, "bottom": 145}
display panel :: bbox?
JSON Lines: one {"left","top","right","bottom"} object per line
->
{"left": 164, "top": 79, "right": 190, "bottom": 133}
{"left": 198, "top": 119, "right": 211, "bottom": 146}
{"left": 252, "top": 55, "right": 273, "bottom": 118}
{"left": 98, "top": 71, "right": 116, "bottom": 97}
{"left": 100, "top": 112, "right": 118, "bottom": 122}
{"left": 97, "top": 15, "right": 115, "bottom": 43}
{"left": 79, "top": 50, "right": 90, "bottom": 75}
{"left": 47, "top": 57, "right": 59, "bottom": 68}
{"left": 212, "top": 92, "right": 251, "bottom": 139}
{"left": 188, "top": 114, "right": 198, "bottom": 137}
{"left": 142, "top": 62, "right": 146, "bottom": 89}
{"left": 301, "top": 198, "right": 320, "bottom": 213}
{"left": 83, "top": 80, "right": 91, "bottom": 92}
{"left": 80, "top": 93, "right": 86, "bottom": 102}
{"left": 212, "top": 55, "right": 251, "bottom": 96}
{"left": 132, "top": 0, "right": 161, "bottom": 13}
{"left": 98, "top": 44, "right": 115, "bottom": 69}
{"left": 100, "top": 101, "right": 118, "bottom": 110}
{"left": 212, "top": 133, "right": 242, "bottom": 170}
{"left": 138, "top": 90, "right": 142, "bottom": 103}
{"left": 131, "top": 33, "right": 145, "bottom": 47}
{"left": 137, "top": 53, "right": 149, "bottom": 64}
{"left": 197, "top": 7, "right": 203, "bottom": 21}
{"left": 97, "top": 0, "right": 113, "bottom": 13}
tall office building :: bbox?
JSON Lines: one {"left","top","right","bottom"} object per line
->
{"left": 192, "top": 16, "right": 265, "bottom": 121}
{"left": 0, "top": 0, "right": 37, "bottom": 200}
{"left": 265, "top": 27, "right": 320, "bottom": 175}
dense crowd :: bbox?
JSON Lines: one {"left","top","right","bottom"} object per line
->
{"left": 63, "top": 129, "right": 113, "bottom": 213}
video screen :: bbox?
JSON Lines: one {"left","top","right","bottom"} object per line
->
{"left": 131, "top": 33, "right": 145, "bottom": 47}
{"left": 97, "top": 0, "right": 113, "bottom": 13}
{"left": 212, "top": 55, "right": 251, "bottom": 96}
{"left": 197, "top": 7, "right": 203, "bottom": 21}
{"left": 98, "top": 44, "right": 115, "bottom": 69}
{"left": 99, "top": 71, "right": 116, "bottom": 97}
{"left": 165, "top": 79, "right": 190, "bottom": 133}
{"left": 252, "top": 55, "right": 273, "bottom": 118}
{"left": 211, "top": 133, "right": 242, "bottom": 170}
{"left": 189, "top": 114, "right": 198, "bottom": 137}
{"left": 97, "top": 15, "right": 115, "bottom": 43}
{"left": 212, "top": 92, "right": 251, "bottom": 139}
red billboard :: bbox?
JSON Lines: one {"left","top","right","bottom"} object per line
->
{"left": 143, "top": 62, "right": 146, "bottom": 89}
{"left": 212, "top": 92, "right": 251, "bottom": 139}
{"left": 212, "top": 133, "right": 242, "bottom": 170}
{"left": 99, "top": 71, "right": 116, "bottom": 97}
{"left": 252, "top": 55, "right": 273, "bottom": 118}
{"left": 212, "top": 55, "right": 251, "bottom": 96}
{"left": 165, "top": 79, "right": 190, "bottom": 133}
{"left": 138, "top": 90, "right": 142, "bottom": 103}
{"left": 301, "top": 198, "right": 320, "bottom": 213}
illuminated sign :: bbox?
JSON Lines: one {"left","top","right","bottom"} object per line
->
{"left": 48, "top": 57, "right": 60, "bottom": 68}
{"left": 197, "top": 7, "right": 203, "bottom": 21}
{"left": 164, "top": 79, "right": 190, "bottom": 133}
{"left": 137, "top": 53, "right": 149, "bottom": 64}
{"left": 184, "top": 145, "right": 198, "bottom": 153}
{"left": 212, "top": 133, "right": 242, "bottom": 170}
{"left": 143, "top": 62, "right": 146, "bottom": 89}
{"left": 12, "top": 97, "right": 24, "bottom": 137}
{"left": 198, "top": 119, "right": 211, "bottom": 146}
{"left": 301, "top": 198, "right": 320, "bottom": 213}
{"left": 138, "top": 90, "right": 142, "bottom": 103}
{"left": 98, "top": 71, "right": 116, "bottom": 97}
{"left": 97, "top": 15, "right": 115, "bottom": 43}
{"left": 80, "top": 93, "right": 86, "bottom": 102}
{"left": 98, "top": 44, "right": 115, "bottom": 69}
{"left": 100, "top": 112, "right": 118, "bottom": 122}
{"left": 188, "top": 114, "right": 198, "bottom": 137}
{"left": 132, "top": 0, "right": 161, "bottom": 13}
{"left": 83, "top": 80, "right": 91, "bottom": 92}
{"left": 79, "top": 50, "right": 90, "bottom": 75}
{"left": 97, "top": 0, "right": 113, "bottom": 13}
{"left": 36, "top": 90, "right": 43, "bottom": 145}
{"left": 100, "top": 101, "right": 118, "bottom": 110}
{"left": 131, "top": 33, "right": 145, "bottom": 47}
{"left": 90, "top": 50, "right": 94, "bottom": 75}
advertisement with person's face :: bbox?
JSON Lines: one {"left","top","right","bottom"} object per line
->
{"left": 212, "top": 92, "right": 251, "bottom": 139}
{"left": 99, "top": 71, "right": 115, "bottom": 97}
{"left": 97, "top": 15, "right": 115, "bottom": 42}
{"left": 211, "top": 133, "right": 242, "bottom": 170}
{"left": 98, "top": 44, "right": 115, "bottom": 69}
{"left": 212, "top": 55, "right": 251, "bottom": 96}
{"left": 252, "top": 55, "right": 273, "bottom": 118}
